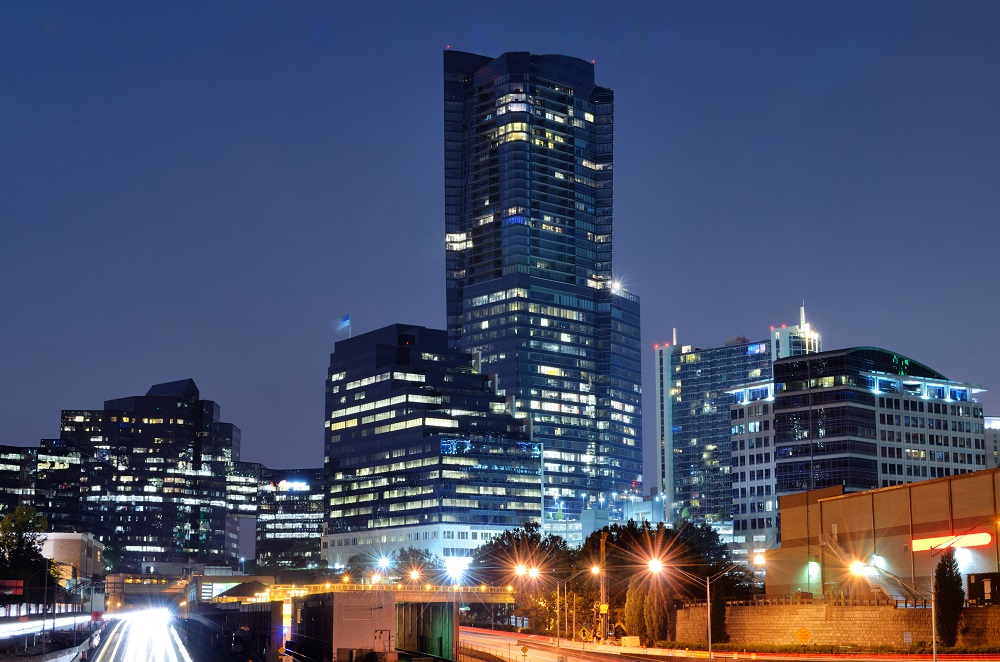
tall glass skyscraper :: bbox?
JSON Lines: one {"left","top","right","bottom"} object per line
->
{"left": 444, "top": 51, "right": 642, "bottom": 526}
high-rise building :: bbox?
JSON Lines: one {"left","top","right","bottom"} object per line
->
{"left": 322, "top": 324, "right": 541, "bottom": 565}
{"left": 60, "top": 379, "right": 241, "bottom": 570}
{"left": 35, "top": 438, "right": 114, "bottom": 540}
{"left": 655, "top": 336, "right": 773, "bottom": 525}
{"left": 653, "top": 308, "right": 821, "bottom": 526}
{"left": 772, "top": 347, "right": 988, "bottom": 494}
{"left": 257, "top": 467, "right": 324, "bottom": 568}
{"left": 726, "top": 346, "right": 988, "bottom": 560}
{"left": 0, "top": 445, "right": 35, "bottom": 515}
{"left": 443, "top": 51, "right": 641, "bottom": 531}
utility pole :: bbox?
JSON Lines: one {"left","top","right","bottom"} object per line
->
{"left": 600, "top": 531, "right": 608, "bottom": 642}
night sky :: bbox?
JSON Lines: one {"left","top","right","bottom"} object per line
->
{"left": 2, "top": 3, "right": 998, "bottom": 472}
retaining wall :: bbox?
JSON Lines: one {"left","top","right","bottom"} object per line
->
{"left": 675, "top": 604, "right": 1000, "bottom": 648}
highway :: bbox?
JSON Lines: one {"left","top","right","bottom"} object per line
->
{"left": 91, "top": 609, "right": 194, "bottom": 662}
{"left": 460, "top": 627, "right": 984, "bottom": 662}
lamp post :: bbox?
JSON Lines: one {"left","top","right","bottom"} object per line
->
{"left": 554, "top": 565, "right": 600, "bottom": 648}
{"left": 650, "top": 556, "right": 764, "bottom": 661}
{"left": 912, "top": 520, "right": 999, "bottom": 662}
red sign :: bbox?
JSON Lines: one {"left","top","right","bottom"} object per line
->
{"left": 91, "top": 612, "right": 103, "bottom": 621}
{"left": 0, "top": 580, "right": 23, "bottom": 596}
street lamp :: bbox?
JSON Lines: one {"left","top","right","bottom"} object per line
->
{"left": 910, "top": 520, "right": 997, "bottom": 662}
{"left": 650, "top": 556, "right": 764, "bottom": 661}
{"left": 555, "top": 565, "right": 601, "bottom": 648}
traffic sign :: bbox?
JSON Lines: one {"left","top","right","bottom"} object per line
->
{"left": 521, "top": 646, "right": 529, "bottom": 654}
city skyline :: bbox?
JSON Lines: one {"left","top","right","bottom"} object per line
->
{"left": 2, "top": 3, "right": 998, "bottom": 471}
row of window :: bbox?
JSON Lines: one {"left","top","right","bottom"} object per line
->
{"left": 733, "top": 518, "right": 773, "bottom": 531}
{"left": 880, "top": 413, "right": 978, "bottom": 432}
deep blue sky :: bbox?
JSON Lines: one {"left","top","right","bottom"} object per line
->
{"left": 2, "top": 3, "right": 998, "bottom": 471}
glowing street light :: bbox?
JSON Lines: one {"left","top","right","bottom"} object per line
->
{"left": 649, "top": 556, "right": 765, "bottom": 661}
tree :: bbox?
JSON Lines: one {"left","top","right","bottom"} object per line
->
{"left": 622, "top": 575, "right": 647, "bottom": 641}
{"left": 935, "top": 549, "right": 964, "bottom": 648}
{"left": 709, "top": 578, "right": 729, "bottom": 644}
{"left": 0, "top": 506, "right": 56, "bottom": 607}
{"left": 643, "top": 578, "right": 668, "bottom": 644}
{"left": 469, "top": 522, "right": 571, "bottom": 632}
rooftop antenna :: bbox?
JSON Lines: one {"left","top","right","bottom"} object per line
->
{"left": 672, "top": 327, "right": 677, "bottom": 346}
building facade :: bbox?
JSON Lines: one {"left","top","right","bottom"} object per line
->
{"left": 727, "top": 346, "right": 987, "bottom": 560}
{"left": 653, "top": 308, "right": 821, "bottom": 533}
{"left": 0, "top": 446, "right": 36, "bottom": 515}
{"left": 766, "top": 469, "right": 1000, "bottom": 603}
{"left": 986, "top": 416, "right": 1000, "bottom": 467}
{"left": 655, "top": 336, "right": 773, "bottom": 525}
{"left": 773, "top": 347, "right": 988, "bottom": 494}
{"left": 444, "top": 51, "right": 641, "bottom": 531}
{"left": 257, "top": 467, "right": 324, "bottom": 568}
{"left": 322, "top": 324, "right": 541, "bottom": 566}
{"left": 35, "top": 438, "right": 114, "bottom": 541}
{"left": 59, "top": 379, "right": 241, "bottom": 570}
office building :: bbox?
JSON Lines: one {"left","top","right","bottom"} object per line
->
{"left": 655, "top": 336, "right": 773, "bottom": 525}
{"left": 773, "top": 347, "right": 987, "bottom": 494}
{"left": 35, "top": 438, "right": 114, "bottom": 540}
{"left": 322, "top": 324, "right": 541, "bottom": 566}
{"left": 257, "top": 467, "right": 324, "bottom": 568}
{"left": 729, "top": 347, "right": 988, "bottom": 559}
{"left": 444, "top": 51, "right": 641, "bottom": 532}
{"left": 986, "top": 416, "right": 1000, "bottom": 467}
{"left": 0, "top": 446, "right": 35, "bottom": 515}
{"left": 60, "top": 379, "right": 241, "bottom": 570}
{"left": 653, "top": 307, "right": 821, "bottom": 528}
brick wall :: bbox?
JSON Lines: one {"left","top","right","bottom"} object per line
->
{"left": 675, "top": 604, "right": 1000, "bottom": 648}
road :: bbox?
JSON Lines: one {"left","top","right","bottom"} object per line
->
{"left": 460, "top": 627, "right": 982, "bottom": 662}
{"left": 461, "top": 628, "right": 617, "bottom": 662}
{"left": 91, "top": 609, "right": 193, "bottom": 662}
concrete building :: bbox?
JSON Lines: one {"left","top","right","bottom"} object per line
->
{"left": 444, "top": 51, "right": 642, "bottom": 533}
{"left": 986, "top": 416, "right": 1000, "bottom": 467}
{"left": 767, "top": 468, "right": 1000, "bottom": 603}
{"left": 41, "top": 531, "right": 104, "bottom": 581}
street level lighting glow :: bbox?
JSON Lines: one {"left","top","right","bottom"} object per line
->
{"left": 445, "top": 557, "right": 471, "bottom": 582}
{"left": 648, "top": 559, "right": 663, "bottom": 574}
